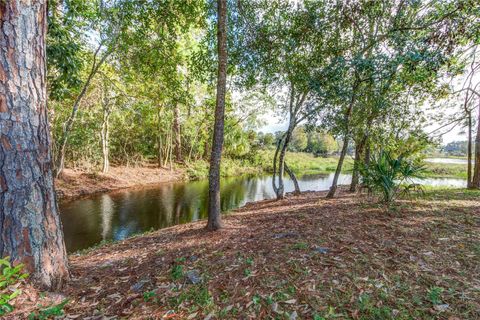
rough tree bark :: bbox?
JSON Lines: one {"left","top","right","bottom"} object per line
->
{"left": 207, "top": 0, "right": 227, "bottom": 231}
{"left": 0, "top": 0, "right": 69, "bottom": 290}
{"left": 472, "top": 100, "right": 480, "bottom": 188}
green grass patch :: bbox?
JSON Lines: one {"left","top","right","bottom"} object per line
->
{"left": 185, "top": 151, "right": 353, "bottom": 180}
{"left": 423, "top": 162, "right": 467, "bottom": 179}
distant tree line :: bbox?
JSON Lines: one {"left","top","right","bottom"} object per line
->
{"left": 442, "top": 141, "right": 469, "bottom": 157}
{"left": 256, "top": 127, "right": 339, "bottom": 157}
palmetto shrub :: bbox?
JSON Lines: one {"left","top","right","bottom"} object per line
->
{"left": 360, "top": 150, "right": 425, "bottom": 206}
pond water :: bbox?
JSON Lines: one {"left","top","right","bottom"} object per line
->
{"left": 425, "top": 158, "right": 470, "bottom": 165}
{"left": 59, "top": 173, "right": 465, "bottom": 252}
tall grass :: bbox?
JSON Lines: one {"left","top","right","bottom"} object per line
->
{"left": 184, "top": 151, "right": 353, "bottom": 180}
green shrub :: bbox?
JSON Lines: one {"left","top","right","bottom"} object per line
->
{"left": 361, "top": 150, "right": 425, "bottom": 206}
{"left": 0, "top": 257, "right": 28, "bottom": 316}
{"left": 170, "top": 264, "right": 184, "bottom": 281}
{"left": 28, "top": 299, "right": 69, "bottom": 320}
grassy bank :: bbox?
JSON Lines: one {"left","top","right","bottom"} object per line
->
{"left": 56, "top": 152, "right": 348, "bottom": 199}
{"left": 423, "top": 162, "right": 467, "bottom": 179}
{"left": 11, "top": 188, "right": 480, "bottom": 319}
{"left": 185, "top": 151, "right": 354, "bottom": 180}
{"left": 55, "top": 153, "right": 468, "bottom": 200}
{"left": 185, "top": 151, "right": 468, "bottom": 180}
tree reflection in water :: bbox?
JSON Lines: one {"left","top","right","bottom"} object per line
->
{"left": 59, "top": 173, "right": 463, "bottom": 252}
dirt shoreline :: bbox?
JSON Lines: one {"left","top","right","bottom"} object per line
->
{"left": 55, "top": 165, "right": 186, "bottom": 200}
{"left": 10, "top": 188, "right": 480, "bottom": 319}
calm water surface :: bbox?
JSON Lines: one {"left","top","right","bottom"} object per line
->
{"left": 425, "top": 158, "right": 470, "bottom": 165}
{"left": 59, "top": 173, "right": 465, "bottom": 252}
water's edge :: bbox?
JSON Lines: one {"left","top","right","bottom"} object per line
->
{"left": 60, "top": 173, "right": 465, "bottom": 253}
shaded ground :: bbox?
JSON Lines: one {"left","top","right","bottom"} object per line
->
{"left": 9, "top": 189, "right": 480, "bottom": 319}
{"left": 55, "top": 165, "right": 185, "bottom": 200}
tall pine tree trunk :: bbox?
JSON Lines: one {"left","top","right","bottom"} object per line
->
{"left": 0, "top": 0, "right": 69, "bottom": 290}
{"left": 472, "top": 100, "right": 480, "bottom": 188}
{"left": 207, "top": 0, "right": 227, "bottom": 231}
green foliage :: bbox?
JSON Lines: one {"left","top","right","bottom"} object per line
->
{"left": 0, "top": 257, "right": 28, "bottom": 316}
{"left": 254, "top": 151, "right": 352, "bottom": 175}
{"left": 46, "top": 0, "right": 92, "bottom": 100}
{"left": 306, "top": 130, "right": 338, "bottom": 156}
{"left": 257, "top": 132, "right": 275, "bottom": 148}
{"left": 361, "top": 151, "right": 425, "bottom": 205}
{"left": 423, "top": 162, "right": 467, "bottom": 179}
{"left": 185, "top": 157, "right": 264, "bottom": 180}
{"left": 43, "top": 0, "right": 479, "bottom": 188}
{"left": 143, "top": 291, "right": 157, "bottom": 302}
{"left": 169, "top": 285, "right": 213, "bottom": 309}
{"left": 290, "top": 128, "right": 308, "bottom": 152}
{"left": 443, "top": 141, "right": 468, "bottom": 157}
{"left": 291, "top": 242, "right": 308, "bottom": 250}
{"left": 427, "top": 287, "right": 444, "bottom": 305}
{"left": 28, "top": 299, "right": 69, "bottom": 320}
{"left": 170, "top": 264, "right": 184, "bottom": 281}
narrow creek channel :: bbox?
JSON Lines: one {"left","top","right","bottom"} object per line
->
{"left": 59, "top": 173, "right": 466, "bottom": 252}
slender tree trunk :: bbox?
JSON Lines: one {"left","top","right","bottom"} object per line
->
{"left": 464, "top": 93, "right": 473, "bottom": 188}
{"left": 276, "top": 122, "right": 294, "bottom": 199}
{"left": 327, "top": 135, "right": 350, "bottom": 198}
{"left": 467, "top": 111, "right": 473, "bottom": 187}
{"left": 272, "top": 136, "right": 284, "bottom": 195}
{"left": 55, "top": 43, "right": 110, "bottom": 177}
{"left": 472, "top": 100, "right": 480, "bottom": 188}
{"left": 0, "top": 0, "right": 69, "bottom": 290}
{"left": 284, "top": 163, "right": 300, "bottom": 195}
{"left": 327, "top": 80, "right": 358, "bottom": 199}
{"left": 157, "top": 107, "right": 164, "bottom": 167}
{"left": 207, "top": 0, "right": 227, "bottom": 231}
{"left": 169, "top": 127, "right": 173, "bottom": 170}
{"left": 188, "top": 121, "right": 205, "bottom": 161}
{"left": 164, "top": 127, "right": 172, "bottom": 167}
{"left": 349, "top": 135, "right": 366, "bottom": 192}
{"left": 173, "top": 103, "right": 182, "bottom": 162}
{"left": 101, "top": 106, "right": 111, "bottom": 173}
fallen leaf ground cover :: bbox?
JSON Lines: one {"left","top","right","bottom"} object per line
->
{"left": 9, "top": 188, "right": 480, "bottom": 319}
